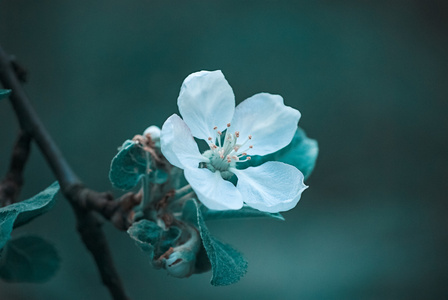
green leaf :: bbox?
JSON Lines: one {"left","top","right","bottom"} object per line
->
{"left": 0, "top": 89, "right": 11, "bottom": 100}
{"left": 238, "top": 127, "right": 318, "bottom": 179}
{"left": 109, "top": 140, "right": 147, "bottom": 190}
{"left": 0, "top": 182, "right": 59, "bottom": 250}
{"left": 187, "top": 200, "right": 248, "bottom": 286}
{"left": 109, "top": 140, "right": 169, "bottom": 191}
{"left": 202, "top": 205, "right": 284, "bottom": 221}
{"left": 0, "top": 235, "right": 60, "bottom": 282}
{"left": 0, "top": 210, "right": 19, "bottom": 250}
{"left": 127, "top": 220, "right": 181, "bottom": 261}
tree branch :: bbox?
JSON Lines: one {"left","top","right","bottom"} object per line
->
{"left": 0, "top": 45, "right": 131, "bottom": 300}
{"left": 0, "top": 131, "right": 32, "bottom": 206}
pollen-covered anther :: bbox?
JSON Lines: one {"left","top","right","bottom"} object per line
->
{"left": 213, "top": 126, "right": 217, "bottom": 130}
{"left": 248, "top": 135, "right": 252, "bottom": 140}
{"left": 208, "top": 137, "right": 212, "bottom": 141}
{"left": 217, "top": 131, "right": 222, "bottom": 135}
{"left": 233, "top": 146, "right": 240, "bottom": 151}
{"left": 249, "top": 145, "right": 253, "bottom": 149}
{"left": 227, "top": 123, "right": 231, "bottom": 127}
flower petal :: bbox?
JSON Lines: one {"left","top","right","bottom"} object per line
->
{"left": 160, "top": 114, "right": 205, "bottom": 169}
{"left": 178, "top": 70, "right": 235, "bottom": 141}
{"left": 231, "top": 162, "right": 307, "bottom": 213}
{"left": 229, "top": 93, "right": 301, "bottom": 156}
{"left": 184, "top": 167, "right": 243, "bottom": 210}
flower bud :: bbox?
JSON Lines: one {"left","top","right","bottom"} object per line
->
{"left": 143, "top": 125, "right": 161, "bottom": 142}
{"left": 164, "top": 249, "right": 196, "bottom": 278}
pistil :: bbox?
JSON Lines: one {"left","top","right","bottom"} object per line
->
{"left": 203, "top": 124, "right": 253, "bottom": 173}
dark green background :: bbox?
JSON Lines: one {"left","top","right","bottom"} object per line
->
{"left": 1, "top": 1, "right": 447, "bottom": 299}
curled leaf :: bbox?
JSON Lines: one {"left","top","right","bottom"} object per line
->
{"left": 109, "top": 140, "right": 147, "bottom": 190}
{"left": 127, "top": 219, "right": 181, "bottom": 261}
{"left": 109, "top": 140, "right": 168, "bottom": 191}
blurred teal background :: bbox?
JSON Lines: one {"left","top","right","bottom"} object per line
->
{"left": 1, "top": 1, "right": 447, "bottom": 299}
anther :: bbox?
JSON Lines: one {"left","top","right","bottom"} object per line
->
{"left": 208, "top": 137, "right": 212, "bottom": 141}
{"left": 235, "top": 131, "right": 240, "bottom": 137}
{"left": 248, "top": 135, "right": 252, "bottom": 139}
{"left": 227, "top": 123, "right": 231, "bottom": 127}
{"left": 213, "top": 126, "right": 217, "bottom": 130}
{"left": 249, "top": 145, "right": 253, "bottom": 149}
{"left": 247, "top": 157, "right": 251, "bottom": 160}
{"left": 217, "top": 131, "right": 222, "bottom": 135}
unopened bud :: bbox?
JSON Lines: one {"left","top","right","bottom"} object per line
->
{"left": 164, "top": 249, "right": 197, "bottom": 278}
{"left": 143, "top": 125, "right": 161, "bottom": 141}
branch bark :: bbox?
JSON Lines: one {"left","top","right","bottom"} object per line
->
{"left": 0, "top": 45, "right": 131, "bottom": 300}
{"left": 0, "top": 131, "right": 32, "bottom": 206}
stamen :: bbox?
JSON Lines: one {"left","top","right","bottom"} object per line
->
{"left": 238, "top": 156, "right": 252, "bottom": 162}
{"left": 213, "top": 127, "right": 222, "bottom": 149}
{"left": 227, "top": 123, "right": 231, "bottom": 127}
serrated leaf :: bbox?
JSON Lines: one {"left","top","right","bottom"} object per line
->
{"left": 238, "top": 127, "right": 318, "bottom": 179}
{"left": 202, "top": 205, "right": 284, "bottom": 221}
{"left": 127, "top": 220, "right": 181, "bottom": 261}
{"left": 188, "top": 200, "right": 248, "bottom": 286}
{"left": 0, "top": 235, "right": 60, "bottom": 282}
{"left": 0, "top": 89, "right": 11, "bottom": 100}
{"left": 109, "top": 140, "right": 169, "bottom": 191}
{"left": 109, "top": 140, "right": 147, "bottom": 190}
{"left": 0, "top": 182, "right": 59, "bottom": 250}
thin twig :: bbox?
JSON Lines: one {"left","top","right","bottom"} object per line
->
{"left": 0, "top": 45, "right": 131, "bottom": 300}
{"left": 0, "top": 131, "right": 32, "bottom": 206}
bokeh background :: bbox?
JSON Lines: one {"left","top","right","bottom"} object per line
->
{"left": 1, "top": 1, "right": 447, "bottom": 299}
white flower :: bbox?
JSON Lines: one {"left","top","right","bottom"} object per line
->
{"left": 160, "top": 70, "right": 308, "bottom": 213}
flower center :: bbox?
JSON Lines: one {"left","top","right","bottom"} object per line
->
{"left": 200, "top": 123, "right": 252, "bottom": 179}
